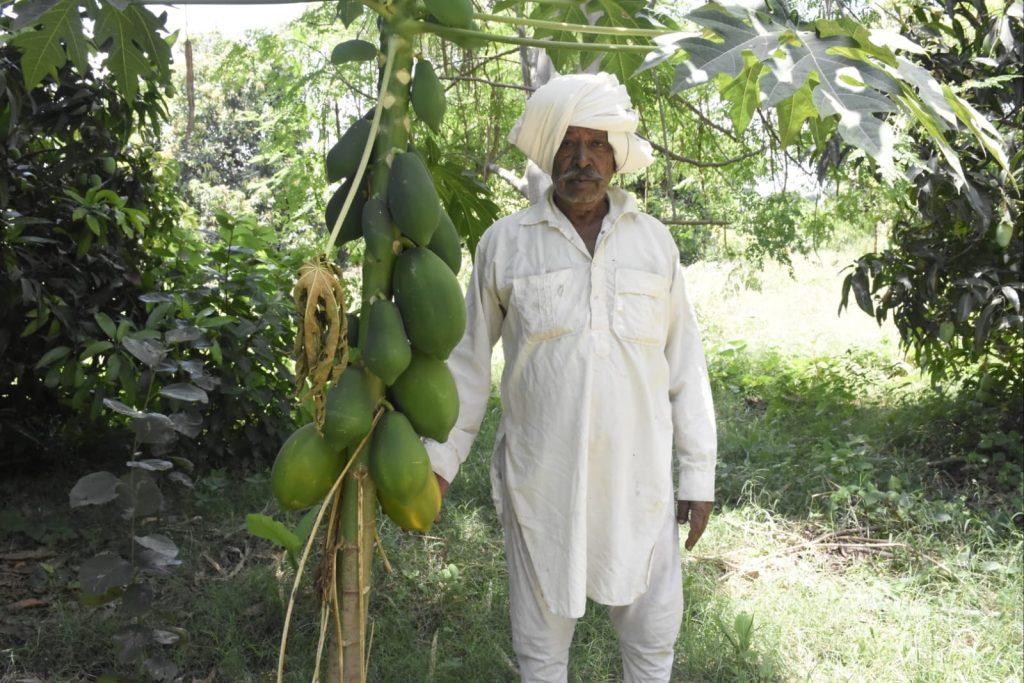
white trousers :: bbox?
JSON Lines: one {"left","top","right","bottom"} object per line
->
{"left": 501, "top": 503, "right": 684, "bottom": 682}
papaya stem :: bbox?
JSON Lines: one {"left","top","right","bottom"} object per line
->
{"left": 276, "top": 409, "right": 384, "bottom": 683}
{"left": 324, "top": 37, "right": 400, "bottom": 257}
{"left": 407, "top": 20, "right": 657, "bottom": 52}
{"left": 474, "top": 11, "right": 672, "bottom": 38}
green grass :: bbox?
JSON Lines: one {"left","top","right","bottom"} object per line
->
{"left": 2, "top": 250, "right": 1021, "bottom": 681}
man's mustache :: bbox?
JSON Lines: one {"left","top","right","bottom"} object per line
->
{"left": 555, "top": 167, "right": 604, "bottom": 183}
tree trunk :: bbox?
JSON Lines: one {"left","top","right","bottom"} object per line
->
{"left": 327, "top": 8, "right": 415, "bottom": 681}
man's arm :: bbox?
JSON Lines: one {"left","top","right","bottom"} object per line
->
{"left": 423, "top": 230, "right": 504, "bottom": 495}
{"left": 664, "top": 259, "right": 717, "bottom": 549}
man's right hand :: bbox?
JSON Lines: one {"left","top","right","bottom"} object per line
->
{"left": 434, "top": 474, "right": 450, "bottom": 523}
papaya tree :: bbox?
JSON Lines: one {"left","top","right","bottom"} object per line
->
{"left": 4, "top": 0, "right": 1014, "bottom": 680}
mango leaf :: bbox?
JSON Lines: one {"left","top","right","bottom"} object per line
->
{"left": 35, "top": 345, "right": 70, "bottom": 369}
{"left": 8, "top": 0, "right": 90, "bottom": 89}
{"left": 121, "top": 336, "right": 167, "bottom": 368}
{"left": 159, "top": 383, "right": 208, "bottom": 403}
{"left": 70, "top": 471, "right": 120, "bottom": 507}
{"left": 80, "top": 552, "right": 133, "bottom": 595}
{"left": 134, "top": 534, "right": 178, "bottom": 560}
{"left": 94, "top": 311, "right": 117, "bottom": 340}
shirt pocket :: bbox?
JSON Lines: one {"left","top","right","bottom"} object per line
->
{"left": 511, "top": 268, "right": 581, "bottom": 343}
{"left": 613, "top": 267, "right": 670, "bottom": 346}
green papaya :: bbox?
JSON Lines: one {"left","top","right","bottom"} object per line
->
{"left": 369, "top": 411, "right": 431, "bottom": 502}
{"left": 362, "top": 196, "right": 398, "bottom": 261}
{"left": 378, "top": 473, "right": 441, "bottom": 533}
{"left": 326, "top": 118, "right": 372, "bottom": 183}
{"left": 330, "top": 39, "right": 377, "bottom": 65}
{"left": 389, "top": 351, "right": 459, "bottom": 442}
{"left": 393, "top": 247, "right": 466, "bottom": 360}
{"left": 346, "top": 312, "right": 360, "bottom": 348}
{"left": 428, "top": 209, "right": 461, "bottom": 275}
{"left": 323, "top": 366, "right": 376, "bottom": 450}
{"left": 271, "top": 423, "right": 343, "bottom": 510}
{"left": 362, "top": 300, "right": 411, "bottom": 386}
{"left": 362, "top": 245, "right": 395, "bottom": 301}
{"left": 387, "top": 152, "right": 441, "bottom": 246}
{"left": 325, "top": 177, "right": 367, "bottom": 245}
{"left": 411, "top": 60, "right": 446, "bottom": 133}
{"left": 425, "top": 0, "right": 473, "bottom": 28}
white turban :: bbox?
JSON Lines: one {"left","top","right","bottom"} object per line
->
{"left": 508, "top": 72, "right": 654, "bottom": 176}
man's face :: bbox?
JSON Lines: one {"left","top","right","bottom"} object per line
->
{"left": 552, "top": 126, "right": 616, "bottom": 206}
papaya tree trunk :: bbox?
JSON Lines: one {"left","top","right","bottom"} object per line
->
{"left": 329, "top": 8, "right": 414, "bottom": 682}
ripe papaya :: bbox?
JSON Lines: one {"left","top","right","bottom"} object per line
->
{"left": 393, "top": 247, "right": 466, "bottom": 360}
{"left": 428, "top": 209, "right": 461, "bottom": 275}
{"left": 378, "top": 473, "right": 441, "bottom": 534}
{"left": 425, "top": 0, "right": 473, "bottom": 28}
{"left": 369, "top": 411, "right": 431, "bottom": 502}
{"left": 362, "top": 196, "right": 398, "bottom": 261}
{"left": 362, "top": 300, "right": 411, "bottom": 386}
{"left": 411, "top": 60, "right": 446, "bottom": 133}
{"left": 326, "top": 118, "right": 372, "bottom": 183}
{"left": 323, "top": 366, "right": 376, "bottom": 450}
{"left": 389, "top": 351, "right": 459, "bottom": 442}
{"left": 387, "top": 152, "right": 440, "bottom": 246}
{"left": 325, "top": 177, "right": 367, "bottom": 245}
{"left": 271, "top": 423, "right": 343, "bottom": 510}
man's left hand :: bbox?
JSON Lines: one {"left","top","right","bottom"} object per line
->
{"left": 677, "top": 500, "right": 713, "bottom": 551}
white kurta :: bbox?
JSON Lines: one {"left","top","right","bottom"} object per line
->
{"left": 424, "top": 186, "right": 717, "bottom": 619}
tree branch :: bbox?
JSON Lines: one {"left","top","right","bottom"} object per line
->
{"left": 487, "top": 163, "right": 529, "bottom": 197}
{"left": 671, "top": 95, "right": 737, "bottom": 140}
{"left": 646, "top": 138, "right": 767, "bottom": 168}
{"left": 441, "top": 76, "right": 534, "bottom": 92}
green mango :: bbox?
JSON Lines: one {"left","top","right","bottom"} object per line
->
{"left": 369, "top": 411, "right": 431, "bottom": 503}
{"left": 271, "top": 423, "right": 343, "bottom": 510}
{"left": 325, "top": 177, "right": 367, "bottom": 245}
{"left": 389, "top": 351, "right": 459, "bottom": 443}
{"left": 387, "top": 151, "right": 440, "bottom": 246}
{"left": 326, "top": 118, "right": 372, "bottom": 183}
{"left": 362, "top": 196, "right": 398, "bottom": 261}
{"left": 411, "top": 60, "right": 446, "bottom": 133}
{"left": 425, "top": 0, "right": 473, "bottom": 28}
{"left": 428, "top": 209, "right": 462, "bottom": 275}
{"left": 362, "top": 300, "right": 411, "bottom": 386}
{"left": 393, "top": 247, "right": 466, "bottom": 360}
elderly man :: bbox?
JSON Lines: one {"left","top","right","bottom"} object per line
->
{"left": 423, "top": 72, "right": 717, "bottom": 682}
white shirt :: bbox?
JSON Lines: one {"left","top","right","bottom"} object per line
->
{"left": 424, "top": 186, "right": 717, "bottom": 618}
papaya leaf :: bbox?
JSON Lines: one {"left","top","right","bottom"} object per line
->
{"left": 776, "top": 80, "right": 816, "bottom": 147}
{"left": 718, "top": 51, "right": 764, "bottom": 135}
{"left": 93, "top": 2, "right": 166, "bottom": 101}
{"left": 246, "top": 514, "right": 300, "bottom": 559}
{"left": 8, "top": 0, "right": 90, "bottom": 89}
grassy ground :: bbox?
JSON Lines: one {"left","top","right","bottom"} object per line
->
{"left": 2, "top": 249, "right": 1021, "bottom": 682}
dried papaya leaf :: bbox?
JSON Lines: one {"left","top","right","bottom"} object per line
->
{"left": 291, "top": 257, "right": 350, "bottom": 424}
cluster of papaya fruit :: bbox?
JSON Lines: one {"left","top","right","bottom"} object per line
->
{"left": 271, "top": 25, "right": 469, "bottom": 533}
